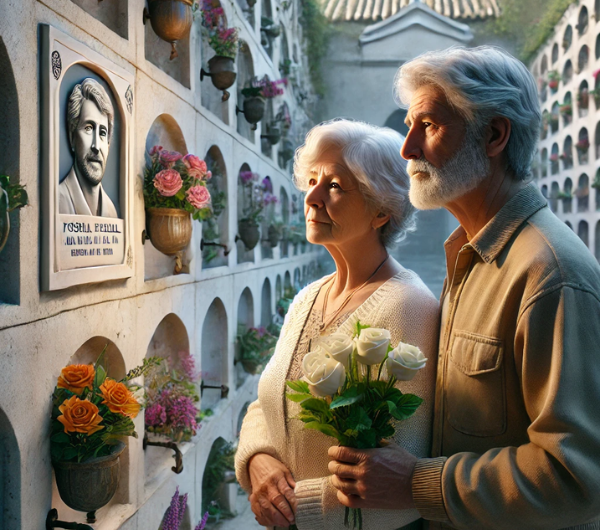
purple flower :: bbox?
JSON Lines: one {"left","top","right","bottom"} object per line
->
{"left": 239, "top": 171, "right": 257, "bottom": 185}
{"left": 162, "top": 487, "right": 188, "bottom": 530}
{"left": 195, "top": 511, "right": 210, "bottom": 530}
{"left": 145, "top": 403, "right": 167, "bottom": 427}
{"left": 261, "top": 177, "right": 273, "bottom": 194}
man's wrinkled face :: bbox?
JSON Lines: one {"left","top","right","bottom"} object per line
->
{"left": 71, "top": 99, "right": 110, "bottom": 186}
{"left": 401, "top": 85, "right": 490, "bottom": 210}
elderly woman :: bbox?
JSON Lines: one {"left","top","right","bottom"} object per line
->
{"left": 235, "top": 119, "right": 439, "bottom": 530}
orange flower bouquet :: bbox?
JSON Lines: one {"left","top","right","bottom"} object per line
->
{"left": 51, "top": 348, "right": 160, "bottom": 463}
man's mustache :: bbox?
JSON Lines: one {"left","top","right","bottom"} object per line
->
{"left": 407, "top": 158, "right": 435, "bottom": 177}
{"left": 85, "top": 152, "right": 104, "bottom": 167}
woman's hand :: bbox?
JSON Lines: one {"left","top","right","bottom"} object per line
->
{"left": 248, "top": 453, "right": 297, "bottom": 527}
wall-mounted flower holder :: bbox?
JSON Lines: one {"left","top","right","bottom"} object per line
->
{"left": 261, "top": 122, "right": 281, "bottom": 145}
{"left": 45, "top": 509, "right": 94, "bottom": 530}
{"left": 200, "top": 56, "right": 237, "bottom": 102}
{"left": 200, "top": 380, "right": 230, "bottom": 399}
{"left": 143, "top": 0, "right": 194, "bottom": 60}
{"left": 146, "top": 207, "right": 192, "bottom": 274}
{"left": 236, "top": 97, "right": 265, "bottom": 130}
{"left": 52, "top": 441, "right": 126, "bottom": 524}
{"left": 143, "top": 434, "right": 184, "bottom": 474}
{"left": 279, "top": 138, "right": 295, "bottom": 164}
{"left": 236, "top": 219, "right": 260, "bottom": 250}
{"left": 263, "top": 224, "right": 281, "bottom": 247}
{"left": 200, "top": 238, "right": 231, "bottom": 256}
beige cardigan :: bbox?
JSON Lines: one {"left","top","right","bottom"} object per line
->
{"left": 235, "top": 270, "right": 440, "bottom": 530}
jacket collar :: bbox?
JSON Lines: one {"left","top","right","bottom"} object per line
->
{"left": 444, "top": 184, "right": 548, "bottom": 264}
{"left": 63, "top": 166, "right": 117, "bottom": 217}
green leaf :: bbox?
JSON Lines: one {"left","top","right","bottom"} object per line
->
{"left": 286, "top": 392, "right": 313, "bottom": 403}
{"left": 377, "top": 423, "right": 395, "bottom": 439}
{"left": 304, "top": 421, "right": 341, "bottom": 440}
{"left": 344, "top": 407, "right": 372, "bottom": 432}
{"left": 51, "top": 432, "right": 71, "bottom": 444}
{"left": 94, "top": 364, "right": 107, "bottom": 389}
{"left": 62, "top": 446, "right": 78, "bottom": 461}
{"left": 0, "top": 175, "right": 9, "bottom": 189}
{"left": 355, "top": 429, "right": 377, "bottom": 449}
{"left": 387, "top": 394, "right": 423, "bottom": 421}
{"left": 330, "top": 387, "right": 364, "bottom": 409}
{"left": 301, "top": 398, "right": 330, "bottom": 414}
{"left": 298, "top": 411, "right": 320, "bottom": 423}
{"left": 286, "top": 380, "right": 310, "bottom": 393}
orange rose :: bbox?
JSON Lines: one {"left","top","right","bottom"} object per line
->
{"left": 57, "top": 395, "right": 104, "bottom": 435}
{"left": 57, "top": 364, "right": 95, "bottom": 395}
{"left": 100, "top": 378, "right": 140, "bottom": 419}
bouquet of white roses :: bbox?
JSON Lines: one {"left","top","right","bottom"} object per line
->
{"left": 286, "top": 321, "right": 427, "bottom": 529}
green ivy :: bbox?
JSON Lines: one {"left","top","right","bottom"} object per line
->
{"left": 300, "top": 0, "right": 330, "bottom": 96}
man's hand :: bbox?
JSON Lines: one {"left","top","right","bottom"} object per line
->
{"left": 328, "top": 443, "right": 418, "bottom": 510}
{"left": 248, "top": 453, "right": 297, "bottom": 527}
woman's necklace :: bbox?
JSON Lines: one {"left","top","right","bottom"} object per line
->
{"left": 320, "top": 254, "right": 389, "bottom": 332}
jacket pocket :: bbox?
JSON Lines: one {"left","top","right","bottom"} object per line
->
{"left": 445, "top": 330, "right": 506, "bottom": 437}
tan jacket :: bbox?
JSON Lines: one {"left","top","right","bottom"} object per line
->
{"left": 412, "top": 185, "right": 600, "bottom": 530}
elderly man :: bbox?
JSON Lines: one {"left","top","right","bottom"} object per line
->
{"left": 328, "top": 46, "right": 600, "bottom": 529}
{"left": 59, "top": 77, "right": 118, "bottom": 218}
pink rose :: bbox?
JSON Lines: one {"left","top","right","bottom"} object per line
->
{"left": 159, "top": 150, "right": 183, "bottom": 168}
{"left": 154, "top": 169, "right": 183, "bottom": 197}
{"left": 149, "top": 145, "right": 163, "bottom": 157}
{"left": 186, "top": 185, "right": 211, "bottom": 209}
{"left": 182, "top": 154, "right": 210, "bottom": 180}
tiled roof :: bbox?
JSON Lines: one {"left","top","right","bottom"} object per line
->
{"left": 321, "top": 0, "right": 500, "bottom": 22}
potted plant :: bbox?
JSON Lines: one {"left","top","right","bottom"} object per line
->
{"left": 237, "top": 76, "right": 287, "bottom": 130}
{"left": 559, "top": 152, "right": 572, "bottom": 166}
{"left": 549, "top": 113, "right": 559, "bottom": 130}
{"left": 236, "top": 325, "right": 277, "bottom": 374}
{"left": 50, "top": 349, "right": 158, "bottom": 523}
{"left": 576, "top": 137, "right": 590, "bottom": 153}
{"left": 144, "top": 0, "right": 194, "bottom": 60}
{"left": 548, "top": 70, "right": 560, "bottom": 92}
{"left": 577, "top": 87, "right": 589, "bottom": 109}
{"left": 236, "top": 171, "right": 266, "bottom": 250}
{"left": 559, "top": 102, "right": 572, "bottom": 121}
{"left": 0, "top": 174, "right": 28, "bottom": 254}
{"left": 199, "top": 0, "right": 239, "bottom": 101}
{"left": 144, "top": 146, "right": 213, "bottom": 272}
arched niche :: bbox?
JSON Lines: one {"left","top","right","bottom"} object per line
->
{"left": 53, "top": 337, "right": 129, "bottom": 515}
{"left": 595, "top": 221, "right": 600, "bottom": 262}
{"left": 201, "top": 437, "right": 236, "bottom": 516}
{"left": 144, "top": 314, "right": 191, "bottom": 484}
{"left": 563, "top": 25, "right": 573, "bottom": 52}
{"left": 577, "top": 174, "right": 590, "bottom": 212}
{"left": 562, "top": 136, "right": 573, "bottom": 169}
{"left": 577, "top": 127, "right": 589, "bottom": 164}
{"left": 144, "top": 15, "right": 190, "bottom": 88}
{"left": 578, "top": 220, "right": 589, "bottom": 247}
{"left": 550, "top": 181, "right": 559, "bottom": 212}
{"left": 280, "top": 28, "right": 291, "bottom": 74}
{"left": 236, "top": 287, "right": 254, "bottom": 387}
{"left": 541, "top": 148, "right": 548, "bottom": 177}
{"left": 596, "top": 33, "right": 600, "bottom": 60}
{"left": 202, "top": 145, "right": 229, "bottom": 269}
{"left": 577, "top": 5, "right": 589, "bottom": 35}
{"left": 199, "top": 0, "right": 229, "bottom": 124}
{"left": 0, "top": 408, "right": 20, "bottom": 529}
{"left": 284, "top": 271, "right": 292, "bottom": 294}
{"left": 261, "top": 97, "right": 275, "bottom": 159}
{"left": 279, "top": 187, "right": 290, "bottom": 257}
{"left": 261, "top": 278, "right": 272, "bottom": 327}
{"left": 201, "top": 298, "right": 228, "bottom": 410}
{"left": 595, "top": 121, "right": 600, "bottom": 160}
{"left": 541, "top": 110, "right": 549, "bottom": 140}
{"left": 551, "top": 102, "right": 559, "bottom": 134}
{"left": 260, "top": 0, "right": 276, "bottom": 59}
{"left": 541, "top": 184, "right": 549, "bottom": 199}
{"left": 596, "top": 169, "right": 600, "bottom": 211}
{"left": 261, "top": 176, "right": 275, "bottom": 260}
{"left": 551, "top": 143, "right": 559, "bottom": 174}
{"left": 236, "top": 42, "right": 255, "bottom": 142}
{"left": 562, "top": 60, "right": 573, "bottom": 86}
{"left": 563, "top": 177, "right": 573, "bottom": 213}
{"left": 237, "top": 163, "right": 256, "bottom": 264}
{"left": 0, "top": 37, "right": 21, "bottom": 305}
{"left": 293, "top": 267, "right": 301, "bottom": 291}
{"left": 70, "top": 0, "right": 128, "bottom": 38}
{"left": 275, "top": 274, "right": 282, "bottom": 301}
{"left": 578, "top": 45, "right": 589, "bottom": 74}
{"left": 566, "top": 220, "right": 573, "bottom": 230}
{"left": 144, "top": 115, "right": 191, "bottom": 279}
{"left": 541, "top": 55, "right": 548, "bottom": 74}
{"left": 562, "top": 92, "right": 572, "bottom": 127}
{"left": 552, "top": 43, "right": 559, "bottom": 64}
{"left": 578, "top": 80, "right": 589, "bottom": 117}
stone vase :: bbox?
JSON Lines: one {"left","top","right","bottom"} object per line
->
{"left": 267, "top": 224, "right": 280, "bottom": 247}
{"left": 238, "top": 219, "right": 260, "bottom": 250}
{"left": 146, "top": 0, "right": 194, "bottom": 60}
{"left": 147, "top": 208, "right": 192, "bottom": 255}
{"left": 53, "top": 441, "right": 125, "bottom": 522}
{"left": 207, "top": 55, "right": 237, "bottom": 91}
{"left": 242, "top": 96, "right": 266, "bottom": 126}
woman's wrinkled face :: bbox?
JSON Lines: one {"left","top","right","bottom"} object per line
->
{"left": 304, "top": 148, "right": 377, "bottom": 247}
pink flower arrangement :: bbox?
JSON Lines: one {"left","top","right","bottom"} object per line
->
{"left": 186, "top": 185, "right": 212, "bottom": 209}
{"left": 144, "top": 145, "right": 213, "bottom": 222}
{"left": 240, "top": 170, "right": 258, "bottom": 184}
{"left": 154, "top": 169, "right": 183, "bottom": 197}
{"left": 201, "top": 0, "right": 239, "bottom": 59}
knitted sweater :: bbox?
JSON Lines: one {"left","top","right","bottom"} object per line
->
{"left": 235, "top": 269, "right": 440, "bottom": 530}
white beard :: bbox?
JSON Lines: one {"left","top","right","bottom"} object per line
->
{"left": 407, "top": 129, "right": 490, "bottom": 210}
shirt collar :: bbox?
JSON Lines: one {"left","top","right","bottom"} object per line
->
{"left": 444, "top": 184, "right": 548, "bottom": 264}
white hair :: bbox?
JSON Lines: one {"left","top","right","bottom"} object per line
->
{"left": 395, "top": 46, "right": 541, "bottom": 181}
{"left": 67, "top": 78, "right": 115, "bottom": 144}
{"left": 293, "top": 119, "right": 416, "bottom": 248}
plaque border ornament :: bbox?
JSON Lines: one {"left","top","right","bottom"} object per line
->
{"left": 41, "top": 25, "right": 135, "bottom": 291}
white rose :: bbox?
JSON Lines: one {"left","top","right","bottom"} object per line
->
{"left": 356, "top": 328, "right": 391, "bottom": 365}
{"left": 386, "top": 342, "right": 427, "bottom": 381}
{"left": 302, "top": 347, "right": 346, "bottom": 397}
{"left": 317, "top": 333, "right": 354, "bottom": 367}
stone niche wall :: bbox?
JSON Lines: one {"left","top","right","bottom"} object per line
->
{"left": 0, "top": 37, "right": 21, "bottom": 305}
{"left": 70, "top": 0, "right": 128, "bottom": 39}
{"left": 235, "top": 286, "right": 254, "bottom": 388}
{"left": 200, "top": 298, "right": 229, "bottom": 410}
{"left": 144, "top": 21, "right": 191, "bottom": 88}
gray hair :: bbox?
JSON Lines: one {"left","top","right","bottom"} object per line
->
{"left": 395, "top": 46, "right": 541, "bottom": 181}
{"left": 293, "top": 119, "right": 416, "bottom": 248}
{"left": 67, "top": 78, "right": 115, "bottom": 144}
